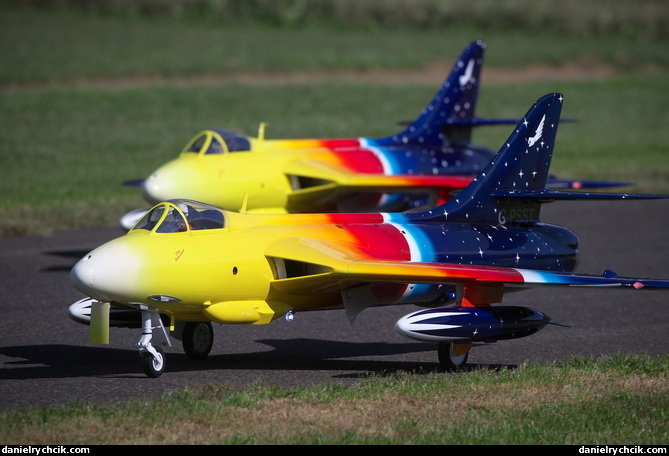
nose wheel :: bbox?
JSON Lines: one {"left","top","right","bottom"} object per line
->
{"left": 137, "top": 310, "right": 171, "bottom": 378}
{"left": 141, "top": 346, "right": 165, "bottom": 378}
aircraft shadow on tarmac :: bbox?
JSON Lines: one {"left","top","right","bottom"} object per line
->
{"left": 0, "top": 339, "right": 510, "bottom": 380}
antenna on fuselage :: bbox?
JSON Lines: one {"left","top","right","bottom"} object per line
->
{"left": 258, "top": 122, "right": 267, "bottom": 140}
{"left": 240, "top": 193, "right": 249, "bottom": 213}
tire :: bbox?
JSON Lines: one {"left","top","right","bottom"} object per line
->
{"left": 141, "top": 346, "right": 165, "bottom": 378}
{"left": 182, "top": 321, "right": 214, "bottom": 360}
{"left": 437, "top": 342, "right": 469, "bottom": 372}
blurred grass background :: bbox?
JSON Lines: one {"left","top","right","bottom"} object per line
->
{"left": 1, "top": 0, "right": 668, "bottom": 235}
{"left": 11, "top": 0, "right": 668, "bottom": 38}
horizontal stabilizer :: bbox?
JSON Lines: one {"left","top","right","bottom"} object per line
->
{"left": 491, "top": 189, "right": 669, "bottom": 202}
{"left": 442, "top": 116, "right": 577, "bottom": 127}
{"left": 546, "top": 179, "right": 633, "bottom": 190}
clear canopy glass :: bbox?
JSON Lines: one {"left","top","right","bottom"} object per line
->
{"left": 131, "top": 200, "right": 226, "bottom": 233}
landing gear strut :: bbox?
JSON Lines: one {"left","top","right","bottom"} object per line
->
{"left": 137, "top": 310, "right": 171, "bottom": 378}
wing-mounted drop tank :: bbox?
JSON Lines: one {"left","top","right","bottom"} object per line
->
{"left": 395, "top": 306, "right": 556, "bottom": 343}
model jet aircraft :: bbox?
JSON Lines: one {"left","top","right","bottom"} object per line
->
{"left": 119, "top": 40, "right": 626, "bottom": 229}
{"left": 70, "top": 93, "right": 669, "bottom": 377}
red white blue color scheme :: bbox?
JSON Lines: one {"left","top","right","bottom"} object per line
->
{"left": 70, "top": 93, "right": 669, "bottom": 377}
{"left": 120, "top": 41, "right": 627, "bottom": 229}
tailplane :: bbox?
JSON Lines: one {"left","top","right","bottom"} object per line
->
{"left": 369, "top": 40, "right": 532, "bottom": 147}
{"left": 369, "top": 40, "right": 487, "bottom": 147}
{"left": 408, "top": 93, "right": 668, "bottom": 225}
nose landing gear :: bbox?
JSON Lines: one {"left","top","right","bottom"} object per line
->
{"left": 140, "top": 345, "right": 165, "bottom": 378}
{"left": 137, "top": 310, "right": 171, "bottom": 378}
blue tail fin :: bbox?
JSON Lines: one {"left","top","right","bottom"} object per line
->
{"left": 408, "top": 93, "right": 563, "bottom": 224}
{"left": 370, "top": 40, "right": 487, "bottom": 146}
{"left": 409, "top": 93, "right": 669, "bottom": 225}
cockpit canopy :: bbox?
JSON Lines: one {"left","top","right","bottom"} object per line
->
{"left": 131, "top": 200, "right": 226, "bottom": 233}
{"left": 182, "top": 129, "right": 251, "bottom": 156}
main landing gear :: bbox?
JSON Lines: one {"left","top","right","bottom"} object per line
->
{"left": 437, "top": 341, "right": 472, "bottom": 372}
{"left": 181, "top": 321, "right": 214, "bottom": 360}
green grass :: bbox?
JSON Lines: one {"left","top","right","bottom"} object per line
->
{"left": 1, "top": 354, "right": 667, "bottom": 444}
{"left": 2, "top": 3, "right": 669, "bottom": 86}
{"left": 1, "top": 5, "right": 668, "bottom": 236}
{"left": 2, "top": 76, "right": 668, "bottom": 235}
{"left": 1, "top": 5, "right": 668, "bottom": 445}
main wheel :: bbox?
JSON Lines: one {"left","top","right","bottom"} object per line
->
{"left": 182, "top": 321, "right": 214, "bottom": 360}
{"left": 437, "top": 342, "right": 470, "bottom": 372}
{"left": 141, "top": 346, "right": 165, "bottom": 378}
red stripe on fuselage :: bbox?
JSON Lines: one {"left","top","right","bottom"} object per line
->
{"left": 315, "top": 139, "right": 385, "bottom": 174}
{"left": 333, "top": 148, "right": 385, "bottom": 173}
{"left": 334, "top": 217, "right": 412, "bottom": 303}
{"left": 343, "top": 223, "right": 412, "bottom": 261}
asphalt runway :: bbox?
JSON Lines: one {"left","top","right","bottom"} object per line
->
{"left": 1, "top": 199, "right": 668, "bottom": 411}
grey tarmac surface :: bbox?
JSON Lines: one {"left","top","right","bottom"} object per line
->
{"left": 1, "top": 199, "right": 668, "bottom": 411}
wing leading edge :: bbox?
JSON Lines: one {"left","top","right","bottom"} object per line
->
{"left": 284, "top": 159, "right": 472, "bottom": 211}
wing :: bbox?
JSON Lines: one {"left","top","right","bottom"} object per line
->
{"left": 266, "top": 237, "right": 669, "bottom": 319}
{"left": 283, "top": 159, "right": 473, "bottom": 211}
